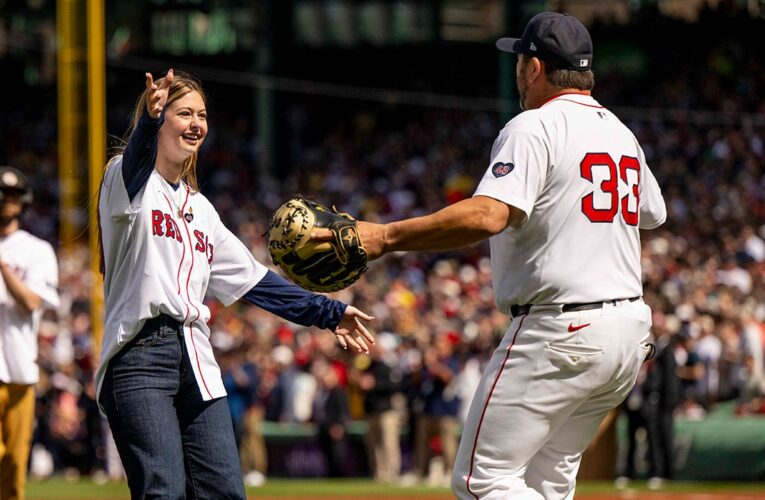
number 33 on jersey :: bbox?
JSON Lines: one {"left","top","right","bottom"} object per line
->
{"left": 474, "top": 93, "right": 666, "bottom": 312}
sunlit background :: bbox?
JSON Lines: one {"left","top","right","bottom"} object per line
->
{"left": 2, "top": 0, "right": 765, "bottom": 495}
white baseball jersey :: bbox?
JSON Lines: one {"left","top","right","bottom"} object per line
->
{"left": 453, "top": 93, "right": 666, "bottom": 499}
{"left": 0, "top": 229, "right": 59, "bottom": 384}
{"left": 474, "top": 93, "right": 666, "bottom": 311}
{"left": 96, "top": 157, "right": 267, "bottom": 401}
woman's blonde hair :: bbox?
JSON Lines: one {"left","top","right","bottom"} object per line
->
{"left": 115, "top": 70, "right": 207, "bottom": 191}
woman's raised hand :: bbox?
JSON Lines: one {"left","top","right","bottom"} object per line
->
{"left": 145, "top": 69, "right": 174, "bottom": 119}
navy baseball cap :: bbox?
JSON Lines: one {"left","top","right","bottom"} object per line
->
{"left": 496, "top": 12, "right": 593, "bottom": 71}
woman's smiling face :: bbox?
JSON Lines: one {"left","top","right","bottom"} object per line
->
{"left": 157, "top": 90, "right": 208, "bottom": 164}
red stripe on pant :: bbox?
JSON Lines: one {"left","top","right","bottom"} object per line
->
{"left": 466, "top": 315, "right": 526, "bottom": 499}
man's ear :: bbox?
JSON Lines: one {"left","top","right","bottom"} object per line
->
{"left": 529, "top": 57, "right": 544, "bottom": 83}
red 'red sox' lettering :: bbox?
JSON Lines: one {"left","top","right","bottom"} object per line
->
{"left": 194, "top": 230, "right": 214, "bottom": 264}
{"left": 151, "top": 209, "right": 182, "bottom": 242}
{"left": 151, "top": 211, "right": 212, "bottom": 262}
{"left": 164, "top": 213, "right": 181, "bottom": 241}
{"left": 151, "top": 210, "right": 164, "bottom": 236}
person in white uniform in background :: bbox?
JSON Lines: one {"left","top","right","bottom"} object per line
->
{"left": 97, "top": 69, "right": 374, "bottom": 499}
{"left": 316, "top": 11, "right": 666, "bottom": 500}
{"left": 0, "top": 166, "right": 59, "bottom": 500}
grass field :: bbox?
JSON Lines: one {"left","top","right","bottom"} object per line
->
{"left": 25, "top": 478, "right": 765, "bottom": 499}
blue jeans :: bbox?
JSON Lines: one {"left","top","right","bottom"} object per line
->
{"left": 100, "top": 314, "right": 246, "bottom": 499}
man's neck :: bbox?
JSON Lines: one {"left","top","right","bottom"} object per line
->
{"left": 528, "top": 87, "right": 591, "bottom": 110}
{"left": 0, "top": 220, "right": 18, "bottom": 237}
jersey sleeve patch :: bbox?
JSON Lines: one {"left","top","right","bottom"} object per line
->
{"left": 492, "top": 162, "right": 515, "bottom": 178}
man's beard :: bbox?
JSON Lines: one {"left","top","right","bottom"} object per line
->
{"left": 516, "top": 78, "right": 526, "bottom": 111}
{"left": 0, "top": 213, "right": 19, "bottom": 227}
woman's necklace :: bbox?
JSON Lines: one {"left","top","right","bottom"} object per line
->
{"left": 159, "top": 177, "right": 186, "bottom": 218}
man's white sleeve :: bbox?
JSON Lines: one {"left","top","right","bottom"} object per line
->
{"left": 24, "top": 242, "right": 59, "bottom": 309}
{"left": 473, "top": 120, "right": 549, "bottom": 223}
{"left": 638, "top": 162, "right": 667, "bottom": 230}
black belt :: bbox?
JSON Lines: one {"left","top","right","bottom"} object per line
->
{"left": 141, "top": 314, "right": 183, "bottom": 333}
{"left": 510, "top": 296, "right": 640, "bottom": 317}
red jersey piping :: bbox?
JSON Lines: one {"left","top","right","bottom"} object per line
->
{"left": 540, "top": 91, "right": 602, "bottom": 108}
{"left": 466, "top": 315, "right": 526, "bottom": 498}
{"left": 177, "top": 187, "right": 213, "bottom": 400}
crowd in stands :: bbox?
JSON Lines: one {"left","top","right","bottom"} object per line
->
{"left": 1, "top": 3, "right": 764, "bottom": 485}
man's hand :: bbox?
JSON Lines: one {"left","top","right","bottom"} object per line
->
{"left": 312, "top": 220, "right": 387, "bottom": 261}
{"left": 269, "top": 196, "right": 368, "bottom": 292}
{"left": 313, "top": 196, "right": 522, "bottom": 260}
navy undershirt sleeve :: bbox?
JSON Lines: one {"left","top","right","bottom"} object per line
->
{"left": 242, "top": 270, "right": 347, "bottom": 331}
{"left": 122, "top": 108, "right": 164, "bottom": 201}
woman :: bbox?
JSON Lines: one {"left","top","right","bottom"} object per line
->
{"left": 96, "top": 69, "right": 374, "bottom": 499}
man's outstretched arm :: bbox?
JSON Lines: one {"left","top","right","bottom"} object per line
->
{"left": 354, "top": 195, "right": 525, "bottom": 260}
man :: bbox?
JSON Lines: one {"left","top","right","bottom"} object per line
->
{"left": 312, "top": 359, "right": 350, "bottom": 477}
{"left": 642, "top": 319, "right": 680, "bottom": 489}
{"left": 350, "top": 333, "right": 403, "bottom": 484}
{"left": 412, "top": 331, "right": 461, "bottom": 486}
{"left": 0, "top": 166, "right": 59, "bottom": 500}
{"left": 320, "top": 12, "right": 666, "bottom": 499}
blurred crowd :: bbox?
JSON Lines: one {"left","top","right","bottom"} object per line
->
{"left": 1, "top": 4, "right": 764, "bottom": 485}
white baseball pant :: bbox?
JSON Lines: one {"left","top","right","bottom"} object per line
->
{"left": 451, "top": 298, "right": 652, "bottom": 499}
